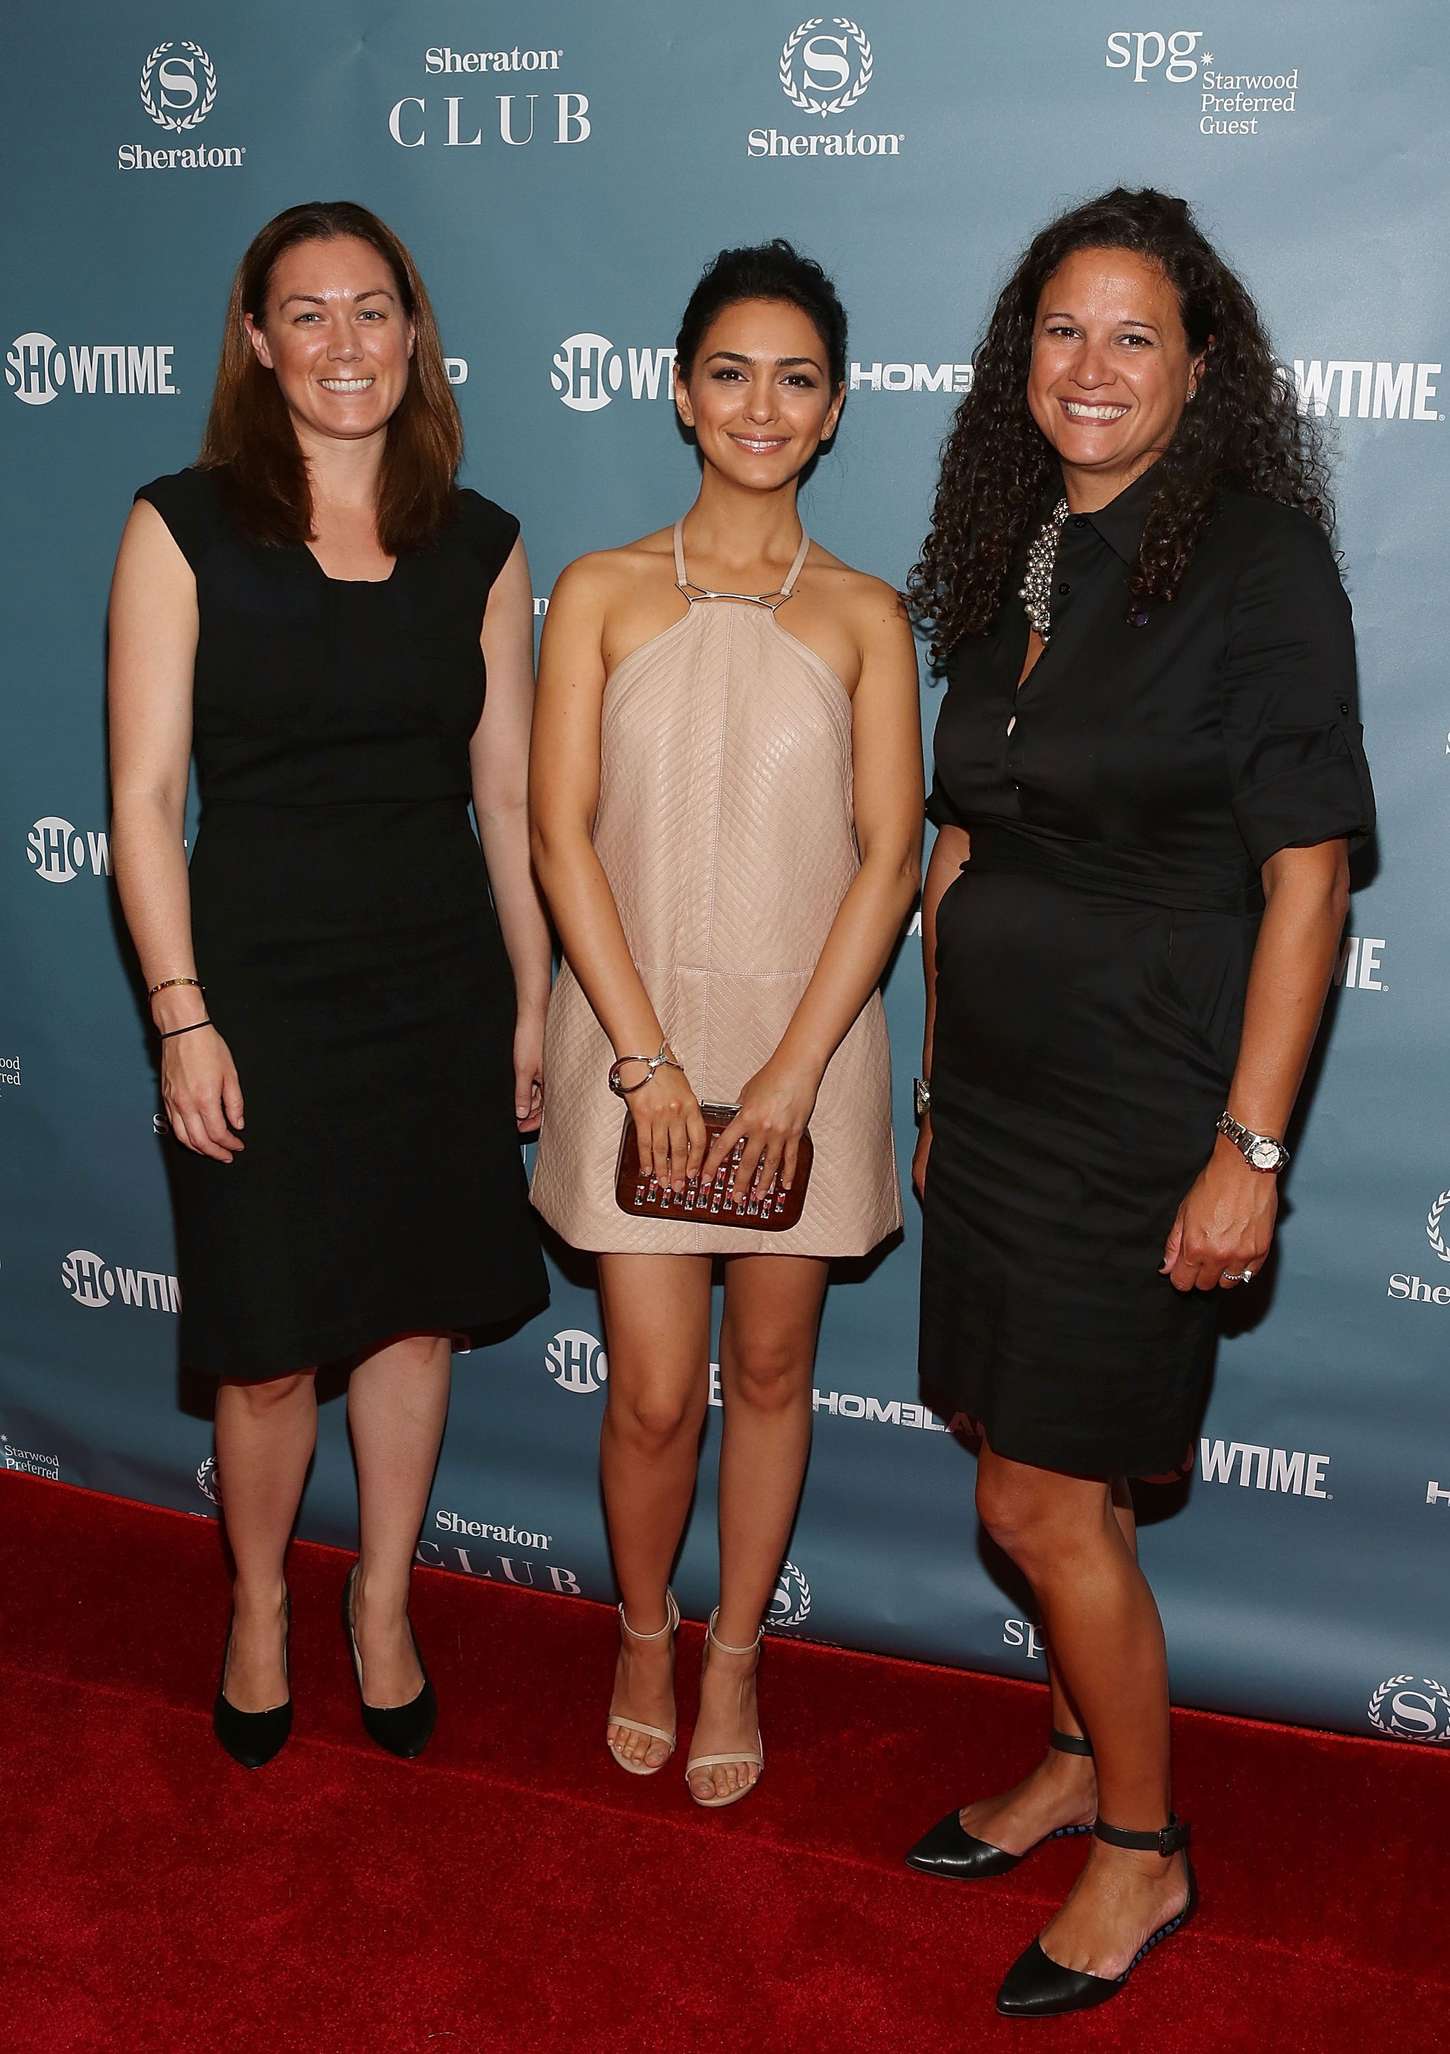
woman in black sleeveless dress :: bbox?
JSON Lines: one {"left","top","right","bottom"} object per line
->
{"left": 108, "top": 202, "right": 548, "bottom": 1769}
{"left": 903, "top": 191, "right": 1373, "bottom": 2017}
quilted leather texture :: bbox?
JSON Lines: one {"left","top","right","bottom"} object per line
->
{"left": 531, "top": 583, "right": 901, "bottom": 1256}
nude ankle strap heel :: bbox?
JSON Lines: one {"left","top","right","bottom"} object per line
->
{"left": 686, "top": 1607, "right": 765, "bottom": 1809}
{"left": 606, "top": 1588, "right": 679, "bottom": 1776}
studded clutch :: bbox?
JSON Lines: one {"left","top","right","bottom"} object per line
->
{"left": 614, "top": 1102, "right": 813, "bottom": 1232}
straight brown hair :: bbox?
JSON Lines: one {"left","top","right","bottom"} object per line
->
{"left": 200, "top": 200, "right": 462, "bottom": 553}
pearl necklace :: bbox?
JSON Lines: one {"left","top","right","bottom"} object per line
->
{"left": 1018, "top": 498, "right": 1069, "bottom": 641}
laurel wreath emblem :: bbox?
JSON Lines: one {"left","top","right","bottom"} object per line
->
{"left": 140, "top": 41, "right": 217, "bottom": 134}
{"left": 1368, "top": 1674, "right": 1450, "bottom": 1740}
{"left": 767, "top": 1561, "right": 813, "bottom": 1628}
{"left": 779, "top": 17, "right": 873, "bottom": 118}
{"left": 1427, "top": 1189, "right": 1450, "bottom": 1263}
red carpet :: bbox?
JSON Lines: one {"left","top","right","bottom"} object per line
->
{"left": 3, "top": 1473, "right": 1445, "bottom": 2051}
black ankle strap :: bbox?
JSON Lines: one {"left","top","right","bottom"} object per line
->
{"left": 1048, "top": 1727, "right": 1094, "bottom": 1758}
{"left": 1094, "top": 1814, "right": 1190, "bottom": 1857}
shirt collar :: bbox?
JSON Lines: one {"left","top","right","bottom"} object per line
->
{"left": 1051, "top": 463, "right": 1161, "bottom": 565}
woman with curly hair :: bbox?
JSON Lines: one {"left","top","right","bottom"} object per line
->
{"left": 903, "top": 188, "right": 1373, "bottom": 2015}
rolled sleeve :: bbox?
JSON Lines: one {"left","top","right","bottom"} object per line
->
{"left": 1221, "top": 513, "right": 1375, "bottom": 870}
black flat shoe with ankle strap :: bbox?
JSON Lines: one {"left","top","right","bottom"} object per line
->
{"left": 904, "top": 1729, "right": 1095, "bottom": 1879}
{"left": 995, "top": 1815, "right": 1197, "bottom": 2017}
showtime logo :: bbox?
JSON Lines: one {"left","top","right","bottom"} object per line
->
{"left": 26, "top": 818, "right": 111, "bottom": 883}
{"left": 7, "top": 336, "right": 178, "bottom": 407}
{"left": 61, "top": 1249, "right": 181, "bottom": 1314}
{"left": 550, "top": 334, "right": 676, "bottom": 412}
{"left": 545, "top": 1328, "right": 608, "bottom": 1393}
{"left": 1293, "top": 360, "right": 1441, "bottom": 422}
{"left": 1333, "top": 936, "right": 1387, "bottom": 992}
{"left": 1198, "top": 1438, "right": 1331, "bottom": 1497}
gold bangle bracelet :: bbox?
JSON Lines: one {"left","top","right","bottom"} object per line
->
{"left": 148, "top": 976, "right": 204, "bottom": 998}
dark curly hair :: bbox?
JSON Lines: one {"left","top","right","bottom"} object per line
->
{"left": 676, "top": 238, "right": 847, "bottom": 388}
{"left": 908, "top": 186, "right": 1333, "bottom": 665}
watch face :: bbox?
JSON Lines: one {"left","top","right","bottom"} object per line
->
{"left": 914, "top": 1079, "right": 931, "bottom": 1119}
{"left": 1250, "top": 1138, "right": 1280, "bottom": 1170}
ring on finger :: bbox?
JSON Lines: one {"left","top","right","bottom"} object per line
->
{"left": 1221, "top": 1268, "right": 1255, "bottom": 1285}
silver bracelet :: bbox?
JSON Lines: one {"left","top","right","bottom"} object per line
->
{"left": 608, "top": 1037, "right": 683, "bottom": 1098}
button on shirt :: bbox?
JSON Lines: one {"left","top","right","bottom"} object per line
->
{"left": 927, "top": 468, "right": 1375, "bottom": 912}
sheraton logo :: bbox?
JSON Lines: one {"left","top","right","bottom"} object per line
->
{"left": 433, "top": 1509, "right": 552, "bottom": 1550}
{"left": 415, "top": 1536, "right": 583, "bottom": 1594}
{"left": 767, "top": 1558, "right": 812, "bottom": 1629}
{"left": 748, "top": 16, "right": 903, "bottom": 158}
{"left": 1367, "top": 1676, "right": 1450, "bottom": 1743}
{"left": 61, "top": 1249, "right": 181, "bottom": 1315}
{"left": 390, "top": 46, "right": 589, "bottom": 149}
{"left": 1386, "top": 1184, "right": 1450, "bottom": 1308}
{"left": 120, "top": 41, "right": 245, "bottom": 170}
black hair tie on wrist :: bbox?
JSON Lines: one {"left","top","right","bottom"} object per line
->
{"left": 159, "top": 1018, "right": 214, "bottom": 1040}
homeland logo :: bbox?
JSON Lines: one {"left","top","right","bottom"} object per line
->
{"left": 1367, "top": 1675, "right": 1450, "bottom": 1743}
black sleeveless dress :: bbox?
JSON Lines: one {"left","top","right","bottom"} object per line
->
{"left": 920, "top": 476, "right": 1374, "bottom": 1477}
{"left": 135, "top": 468, "right": 547, "bottom": 1378}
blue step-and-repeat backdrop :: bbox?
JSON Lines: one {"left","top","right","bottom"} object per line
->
{"left": 3, "top": 3, "right": 1446, "bottom": 1747}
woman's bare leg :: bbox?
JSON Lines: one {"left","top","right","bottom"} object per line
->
{"left": 347, "top": 1331, "right": 452, "bottom": 1705}
{"left": 959, "top": 1477, "right": 1136, "bottom": 1849}
{"left": 213, "top": 1370, "right": 318, "bottom": 1709}
{"left": 598, "top": 1252, "right": 713, "bottom": 1768}
{"left": 976, "top": 1440, "right": 1189, "bottom": 1977}
{"left": 689, "top": 1253, "right": 828, "bottom": 1802}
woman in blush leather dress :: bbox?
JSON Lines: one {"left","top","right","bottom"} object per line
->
{"left": 903, "top": 189, "right": 1373, "bottom": 2018}
{"left": 530, "top": 242, "right": 921, "bottom": 1808}
{"left": 108, "top": 202, "right": 549, "bottom": 1772}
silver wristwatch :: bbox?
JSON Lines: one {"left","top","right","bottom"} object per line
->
{"left": 914, "top": 1076, "right": 932, "bottom": 1121}
{"left": 1216, "top": 1111, "right": 1290, "bottom": 1173}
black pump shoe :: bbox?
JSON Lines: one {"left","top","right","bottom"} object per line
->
{"left": 213, "top": 1594, "right": 292, "bottom": 1769}
{"left": 995, "top": 1816, "right": 1197, "bottom": 2018}
{"left": 342, "top": 1564, "right": 436, "bottom": 1759}
{"left": 904, "top": 1728, "right": 1095, "bottom": 1879}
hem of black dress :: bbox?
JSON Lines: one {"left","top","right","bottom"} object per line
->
{"left": 933, "top": 1400, "right": 1197, "bottom": 1482}
{"left": 180, "top": 1289, "right": 550, "bottom": 1383}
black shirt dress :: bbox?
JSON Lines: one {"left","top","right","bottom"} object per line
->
{"left": 920, "top": 470, "right": 1374, "bottom": 1476}
{"left": 136, "top": 467, "right": 548, "bottom": 1378}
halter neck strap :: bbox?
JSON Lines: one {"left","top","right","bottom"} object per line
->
{"left": 672, "top": 518, "right": 811, "bottom": 608}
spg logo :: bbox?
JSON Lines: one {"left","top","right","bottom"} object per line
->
{"left": 767, "top": 1558, "right": 812, "bottom": 1629}
{"left": 545, "top": 1327, "right": 608, "bottom": 1394}
{"left": 140, "top": 41, "right": 217, "bottom": 132}
{"left": 549, "top": 333, "right": 676, "bottom": 412}
{"left": 1367, "top": 1676, "right": 1450, "bottom": 1743}
{"left": 26, "top": 818, "right": 110, "bottom": 883}
{"left": 779, "top": 17, "right": 873, "bottom": 116}
{"left": 1104, "top": 30, "right": 1204, "bottom": 83}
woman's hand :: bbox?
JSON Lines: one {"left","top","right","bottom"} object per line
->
{"left": 701, "top": 1056, "right": 821, "bottom": 1202}
{"left": 911, "top": 1114, "right": 932, "bottom": 1202}
{"left": 1161, "top": 1137, "right": 1277, "bottom": 1292}
{"left": 628, "top": 1062, "right": 708, "bottom": 1195}
{"left": 513, "top": 1005, "right": 546, "bottom": 1134}
{"left": 162, "top": 1026, "right": 245, "bottom": 1162}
